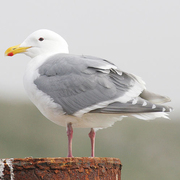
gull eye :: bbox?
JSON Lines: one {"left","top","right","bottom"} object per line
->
{"left": 38, "top": 37, "right": 44, "bottom": 41}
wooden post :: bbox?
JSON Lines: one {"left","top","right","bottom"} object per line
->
{"left": 0, "top": 157, "right": 122, "bottom": 179}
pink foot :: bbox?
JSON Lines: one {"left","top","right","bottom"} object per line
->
{"left": 67, "top": 123, "right": 73, "bottom": 157}
{"left": 89, "top": 128, "right": 96, "bottom": 157}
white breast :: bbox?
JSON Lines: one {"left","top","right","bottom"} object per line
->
{"left": 23, "top": 55, "right": 66, "bottom": 123}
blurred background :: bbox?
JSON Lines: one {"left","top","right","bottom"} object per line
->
{"left": 0, "top": 0, "right": 179, "bottom": 179}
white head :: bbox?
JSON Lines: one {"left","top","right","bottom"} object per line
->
{"left": 5, "top": 29, "right": 69, "bottom": 58}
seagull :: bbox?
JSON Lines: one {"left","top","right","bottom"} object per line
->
{"left": 5, "top": 29, "right": 172, "bottom": 157}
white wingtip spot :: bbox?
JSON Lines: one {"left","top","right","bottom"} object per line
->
{"left": 142, "top": 101, "right": 147, "bottom": 106}
{"left": 162, "top": 107, "right": 166, "bottom": 112}
{"left": 132, "top": 98, "right": 138, "bottom": 105}
{"left": 152, "top": 104, "right": 156, "bottom": 109}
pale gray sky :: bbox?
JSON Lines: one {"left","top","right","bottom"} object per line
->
{"left": 0, "top": 0, "right": 179, "bottom": 113}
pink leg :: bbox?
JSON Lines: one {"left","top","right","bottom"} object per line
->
{"left": 89, "top": 128, "right": 96, "bottom": 157}
{"left": 67, "top": 123, "right": 73, "bottom": 157}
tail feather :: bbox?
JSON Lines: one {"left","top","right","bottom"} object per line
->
{"left": 131, "top": 112, "right": 170, "bottom": 120}
{"left": 140, "top": 90, "right": 171, "bottom": 104}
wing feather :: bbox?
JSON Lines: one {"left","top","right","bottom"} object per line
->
{"left": 34, "top": 54, "right": 145, "bottom": 115}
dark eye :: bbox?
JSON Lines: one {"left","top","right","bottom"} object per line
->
{"left": 38, "top": 37, "right": 44, "bottom": 41}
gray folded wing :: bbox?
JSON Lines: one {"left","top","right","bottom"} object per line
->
{"left": 34, "top": 54, "right": 145, "bottom": 115}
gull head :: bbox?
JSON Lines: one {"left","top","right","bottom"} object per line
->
{"left": 5, "top": 29, "right": 69, "bottom": 58}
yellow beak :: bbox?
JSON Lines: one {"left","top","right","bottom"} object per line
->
{"left": 5, "top": 44, "right": 31, "bottom": 56}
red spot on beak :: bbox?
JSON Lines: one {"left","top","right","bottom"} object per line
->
{"left": 7, "top": 52, "right": 14, "bottom": 56}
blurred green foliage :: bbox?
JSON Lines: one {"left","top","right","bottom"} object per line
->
{"left": 0, "top": 100, "right": 179, "bottom": 180}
